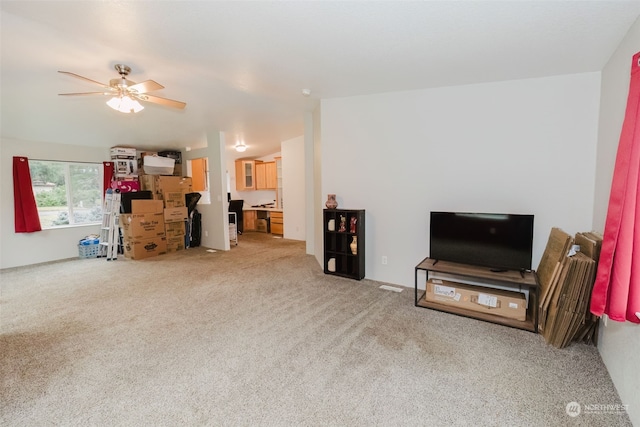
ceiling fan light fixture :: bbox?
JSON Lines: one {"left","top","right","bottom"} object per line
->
{"left": 59, "top": 65, "right": 186, "bottom": 111}
{"left": 106, "top": 95, "right": 144, "bottom": 113}
{"left": 235, "top": 141, "right": 247, "bottom": 152}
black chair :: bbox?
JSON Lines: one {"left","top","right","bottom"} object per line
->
{"left": 229, "top": 199, "right": 244, "bottom": 234}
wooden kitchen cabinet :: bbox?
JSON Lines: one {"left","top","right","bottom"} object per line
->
{"left": 243, "top": 210, "right": 257, "bottom": 231}
{"left": 270, "top": 211, "right": 283, "bottom": 235}
{"left": 265, "top": 162, "right": 277, "bottom": 189}
{"left": 255, "top": 162, "right": 266, "bottom": 190}
{"left": 256, "top": 161, "right": 277, "bottom": 190}
{"left": 235, "top": 160, "right": 256, "bottom": 191}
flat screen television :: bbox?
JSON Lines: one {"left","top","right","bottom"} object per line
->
{"left": 430, "top": 212, "right": 534, "bottom": 272}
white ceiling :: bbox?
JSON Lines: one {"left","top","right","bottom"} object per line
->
{"left": 2, "top": 1, "right": 639, "bottom": 158}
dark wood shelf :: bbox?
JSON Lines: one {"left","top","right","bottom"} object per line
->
{"left": 324, "top": 209, "right": 365, "bottom": 280}
{"left": 415, "top": 257, "right": 539, "bottom": 332}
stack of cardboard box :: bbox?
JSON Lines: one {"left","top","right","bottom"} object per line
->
{"left": 107, "top": 147, "right": 194, "bottom": 258}
{"left": 163, "top": 191, "right": 187, "bottom": 252}
{"left": 119, "top": 200, "right": 167, "bottom": 260}
{"left": 140, "top": 175, "right": 193, "bottom": 253}
{"left": 537, "top": 228, "right": 602, "bottom": 348}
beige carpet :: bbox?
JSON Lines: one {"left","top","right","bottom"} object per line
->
{"left": 0, "top": 232, "right": 630, "bottom": 426}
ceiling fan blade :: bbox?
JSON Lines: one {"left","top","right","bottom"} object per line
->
{"left": 137, "top": 93, "right": 186, "bottom": 109}
{"left": 58, "top": 71, "right": 110, "bottom": 89}
{"left": 128, "top": 80, "right": 164, "bottom": 94}
{"left": 58, "top": 92, "right": 111, "bottom": 96}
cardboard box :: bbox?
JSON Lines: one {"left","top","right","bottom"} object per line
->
{"left": 256, "top": 218, "right": 269, "bottom": 233}
{"left": 140, "top": 175, "right": 192, "bottom": 195}
{"left": 143, "top": 155, "right": 175, "bottom": 175}
{"left": 111, "top": 180, "right": 140, "bottom": 193}
{"left": 164, "top": 207, "right": 188, "bottom": 223}
{"left": 425, "top": 279, "right": 527, "bottom": 321}
{"left": 123, "top": 236, "right": 167, "bottom": 260}
{"left": 137, "top": 152, "right": 158, "bottom": 177}
{"left": 110, "top": 146, "right": 137, "bottom": 158}
{"left": 165, "top": 221, "right": 186, "bottom": 237}
{"left": 114, "top": 159, "right": 138, "bottom": 178}
{"left": 166, "top": 235, "right": 186, "bottom": 253}
{"left": 119, "top": 212, "right": 165, "bottom": 240}
{"left": 163, "top": 191, "right": 186, "bottom": 208}
{"left": 131, "top": 200, "right": 163, "bottom": 214}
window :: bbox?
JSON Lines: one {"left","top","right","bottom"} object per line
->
{"left": 29, "top": 160, "right": 103, "bottom": 228}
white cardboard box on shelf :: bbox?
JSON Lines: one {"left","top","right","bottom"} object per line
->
{"left": 110, "top": 147, "right": 137, "bottom": 158}
{"left": 143, "top": 155, "right": 175, "bottom": 175}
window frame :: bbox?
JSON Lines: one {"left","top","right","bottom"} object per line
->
{"left": 29, "top": 159, "right": 104, "bottom": 229}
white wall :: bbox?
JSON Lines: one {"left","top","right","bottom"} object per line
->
{"left": 184, "top": 131, "right": 229, "bottom": 251}
{"left": 1, "top": 138, "right": 107, "bottom": 269}
{"left": 305, "top": 111, "right": 317, "bottom": 255}
{"left": 281, "top": 136, "right": 305, "bottom": 240}
{"left": 593, "top": 17, "right": 640, "bottom": 427}
{"left": 321, "top": 72, "right": 601, "bottom": 288}
{"left": 312, "top": 106, "right": 323, "bottom": 261}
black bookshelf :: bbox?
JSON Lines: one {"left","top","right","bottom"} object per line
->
{"left": 323, "top": 209, "right": 365, "bottom": 280}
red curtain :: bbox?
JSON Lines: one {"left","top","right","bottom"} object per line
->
{"left": 13, "top": 156, "right": 42, "bottom": 233}
{"left": 103, "top": 161, "right": 114, "bottom": 195}
{"left": 590, "top": 52, "right": 640, "bottom": 323}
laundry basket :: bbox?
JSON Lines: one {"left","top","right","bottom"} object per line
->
{"left": 78, "top": 237, "right": 101, "bottom": 258}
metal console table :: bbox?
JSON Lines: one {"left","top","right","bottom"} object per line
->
{"left": 415, "top": 257, "right": 539, "bottom": 332}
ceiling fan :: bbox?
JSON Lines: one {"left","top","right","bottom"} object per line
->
{"left": 58, "top": 64, "right": 186, "bottom": 113}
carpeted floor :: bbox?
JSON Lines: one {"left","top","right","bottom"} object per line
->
{"left": 0, "top": 232, "right": 631, "bottom": 426}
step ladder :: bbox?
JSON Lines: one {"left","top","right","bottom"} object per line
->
{"left": 100, "top": 189, "right": 121, "bottom": 261}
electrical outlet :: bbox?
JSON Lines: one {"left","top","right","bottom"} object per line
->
{"left": 204, "top": 231, "right": 209, "bottom": 237}
{"left": 382, "top": 256, "right": 388, "bottom": 265}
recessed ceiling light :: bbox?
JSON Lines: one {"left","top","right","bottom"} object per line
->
{"left": 302, "top": 88, "right": 311, "bottom": 97}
